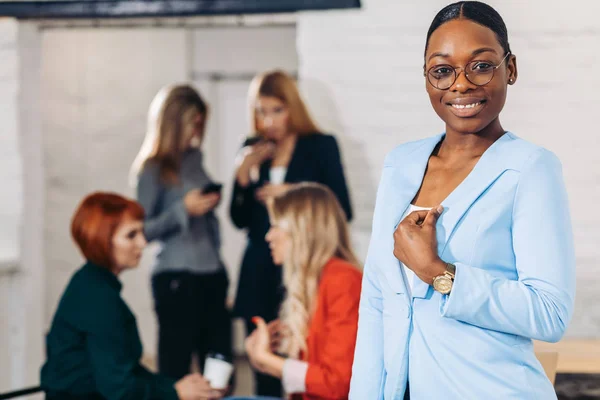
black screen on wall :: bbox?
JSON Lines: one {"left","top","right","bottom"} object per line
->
{"left": 0, "top": 0, "right": 360, "bottom": 19}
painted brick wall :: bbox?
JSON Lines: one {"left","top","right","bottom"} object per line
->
{"left": 0, "top": 19, "right": 45, "bottom": 395}
{"left": 0, "top": 18, "right": 22, "bottom": 389}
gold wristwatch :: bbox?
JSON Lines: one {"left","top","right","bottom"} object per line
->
{"left": 432, "top": 262, "right": 456, "bottom": 295}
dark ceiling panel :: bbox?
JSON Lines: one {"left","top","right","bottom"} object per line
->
{"left": 0, "top": 0, "right": 361, "bottom": 19}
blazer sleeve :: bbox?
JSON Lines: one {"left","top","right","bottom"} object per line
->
{"left": 83, "top": 295, "right": 178, "bottom": 400}
{"left": 305, "top": 269, "right": 361, "bottom": 399}
{"left": 229, "top": 139, "right": 259, "bottom": 229}
{"left": 349, "top": 166, "right": 391, "bottom": 400}
{"left": 349, "top": 246, "right": 386, "bottom": 395}
{"left": 136, "top": 165, "right": 189, "bottom": 241}
{"left": 229, "top": 180, "right": 256, "bottom": 229}
{"left": 139, "top": 366, "right": 181, "bottom": 400}
{"left": 440, "top": 149, "right": 576, "bottom": 343}
{"left": 318, "top": 135, "right": 353, "bottom": 221}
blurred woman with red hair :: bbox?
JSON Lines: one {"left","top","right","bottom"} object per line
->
{"left": 40, "top": 192, "right": 224, "bottom": 400}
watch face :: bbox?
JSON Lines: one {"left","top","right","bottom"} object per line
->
{"left": 434, "top": 276, "right": 453, "bottom": 294}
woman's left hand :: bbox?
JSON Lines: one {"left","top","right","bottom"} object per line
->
{"left": 255, "top": 184, "right": 292, "bottom": 204}
{"left": 245, "top": 317, "right": 272, "bottom": 372}
{"left": 393, "top": 205, "right": 447, "bottom": 285}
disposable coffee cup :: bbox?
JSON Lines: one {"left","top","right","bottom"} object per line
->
{"left": 204, "top": 353, "right": 234, "bottom": 390}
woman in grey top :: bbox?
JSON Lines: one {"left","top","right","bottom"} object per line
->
{"left": 131, "top": 84, "right": 232, "bottom": 382}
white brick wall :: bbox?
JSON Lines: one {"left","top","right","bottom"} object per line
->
{"left": 297, "top": 0, "right": 599, "bottom": 337}
{"left": 0, "top": 19, "right": 45, "bottom": 395}
{"left": 0, "top": 18, "right": 23, "bottom": 270}
{"left": 0, "top": 19, "right": 24, "bottom": 393}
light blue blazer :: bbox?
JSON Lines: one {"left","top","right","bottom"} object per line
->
{"left": 349, "top": 132, "right": 575, "bottom": 400}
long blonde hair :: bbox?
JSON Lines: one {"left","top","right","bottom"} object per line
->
{"left": 248, "top": 70, "right": 319, "bottom": 137}
{"left": 269, "top": 183, "right": 359, "bottom": 358}
{"left": 131, "top": 84, "right": 208, "bottom": 185}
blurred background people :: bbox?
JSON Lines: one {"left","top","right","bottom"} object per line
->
{"left": 132, "top": 85, "right": 232, "bottom": 382}
{"left": 230, "top": 70, "right": 353, "bottom": 396}
{"left": 40, "top": 192, "right": 224, "bottom": 400}
{"left": 244, "top": 183, "right": 361, "bottom": 400}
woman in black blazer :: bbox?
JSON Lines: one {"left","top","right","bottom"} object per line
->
{"left": 230, "top": 70, "right": 352, "bottom": 396}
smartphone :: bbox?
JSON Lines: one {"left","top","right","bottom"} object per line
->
{"left": 245, "top": 136, "right": 263, "bottom": 146}
{"left": 202, "top": 183, "right": 223, "bottom": 195}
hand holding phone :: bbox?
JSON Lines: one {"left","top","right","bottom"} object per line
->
{"left": 239, "top": 139, "right": 275, "bottom": 170}
{"left": 245, "top": 136, "right": 263, "bottom": 146}
{"left": 184, "top": 186, "right": 221, "bottom": 216}
{"left": 202, "top": 183, "right": 223, "bottom": 195}
{"left": 235, "top": 137, "right": 276, "bottom": 187}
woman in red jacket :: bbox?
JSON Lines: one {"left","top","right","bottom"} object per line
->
{"left": 244, "top": 183, "right": 362, "bottom": 399}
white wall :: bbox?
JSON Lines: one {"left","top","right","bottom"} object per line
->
{"left": 297, "top": 0, "right": 599, "bottom": 337}
{"left": 0, "top": 18, "right": 22, "bottom": 391}
{"left": 0, "top": 20, "right": 22, "bottom": 268}
{"left": 0, "top": 19, "right": 45, "bottom": 394}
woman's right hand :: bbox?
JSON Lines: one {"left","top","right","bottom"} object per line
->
{"left": 235, "top": 141, "right": 275, "bottom": 187}
{"left": 245, "top": 317, "right": 273, "bottom": 373}
{"left": 183, "top": 189, "right": 220, "bottom": 217}
{"left": 175, "top": 373, "right": 223, "bottom": 400}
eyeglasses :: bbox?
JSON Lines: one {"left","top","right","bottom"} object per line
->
{"left": 426, "top": 52, "right": 511, "bottom": 90}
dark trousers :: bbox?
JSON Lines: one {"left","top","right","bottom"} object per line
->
{"left": 244, "top": 318, "right": 282, "bottom": 397}
{"left": 152, "top": 270, "right": 232, "bottom": 381}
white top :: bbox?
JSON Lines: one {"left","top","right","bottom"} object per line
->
{"left": 401, "top": 204, "right": 432, "bottom": 297}
{"left": 269, "top": 166, "right": 287, "bottom": 185}
{"left": 282, "top": 358, "right": 309, "bottom": 394}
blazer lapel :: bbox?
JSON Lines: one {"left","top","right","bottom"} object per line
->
{"left": 282, "top": 135, "right": 304, "bottom": 183}
{"left": 377, "top": 136, "right": 443, "bottom": 296}
{"left": 410, "top": 133, "right": 514, "bottom": 298}
{"left": 437, "top": 133, "right": 513, "bottom": 252}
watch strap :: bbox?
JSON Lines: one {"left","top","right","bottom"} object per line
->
{"left": 445, "top": 262, "right": 456, "bottom": 278}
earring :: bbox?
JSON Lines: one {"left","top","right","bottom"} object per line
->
{"left": 509, "top": 78, "right": 514, "bottom": 83}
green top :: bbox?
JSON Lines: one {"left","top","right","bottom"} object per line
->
{"left": 40, "top": 261, "right": 178, "bottom": 400}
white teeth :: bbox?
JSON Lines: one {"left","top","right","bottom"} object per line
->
{"left": 452, "top": 102, "right": 482, "bottom": 109}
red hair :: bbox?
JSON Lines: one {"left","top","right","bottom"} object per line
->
{"left": 71, "top": 192, "right": 145, "bottom": 268}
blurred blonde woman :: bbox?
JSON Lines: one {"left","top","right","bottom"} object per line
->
{"left": 230, "top": 70, "right": 353, "bottom": 395}
{"left": 131, "top": 84, "right": 232, "bottom": 383}
{"left": 243, "top": 183, "right": 362, "bottom": 400}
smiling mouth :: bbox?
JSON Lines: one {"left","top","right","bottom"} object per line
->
{"left": 447, "top": 100, "right": 486, "bottom": 117}
{"left": 451, "top": 101, "right": 484, "bottom": 109}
